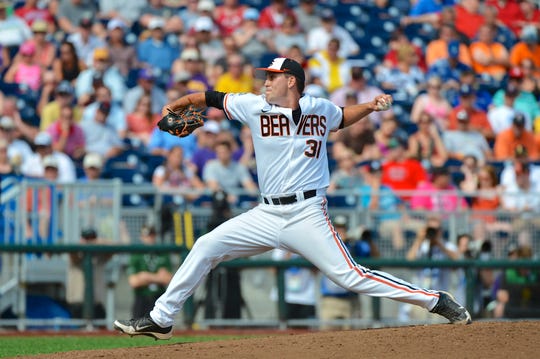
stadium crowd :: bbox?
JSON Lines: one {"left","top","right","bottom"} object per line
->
{"left": 0, "top": 0, "right": 539, "bottom": 322}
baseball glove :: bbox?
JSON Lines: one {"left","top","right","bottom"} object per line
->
{"left": 157, "top": 106, "right": 205, "bottom": 137}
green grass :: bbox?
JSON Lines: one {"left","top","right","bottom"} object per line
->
{"left": 0, "top": 335, "right": 241, "bottom": 358}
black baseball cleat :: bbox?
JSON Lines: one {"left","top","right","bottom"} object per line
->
{"left": 430, "top": 291, "right": 472, "bottom": 324}
{"left": 114, "top": 315, "right": 173, "bottom": 340}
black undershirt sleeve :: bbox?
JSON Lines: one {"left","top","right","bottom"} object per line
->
{"left": 339, "top": 107, "right": 345, "bottom": 129}
{"left": 205, "top": 91, "right": 227, "bottom": 110}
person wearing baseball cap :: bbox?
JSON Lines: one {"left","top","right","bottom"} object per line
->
{"left": 114, "top": 56, "right": 471, "bottom": 341}
{"left": 493, "top": 112, "right": 539, "bottom": 160}
{"left": 256, "top": 57, "right": 306, "bottom": 93}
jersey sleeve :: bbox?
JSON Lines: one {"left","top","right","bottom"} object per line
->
{"left": 319, "top": 98, "right": 344, "bottom": 131}
{"left": 222, "top": 93, "right": 264, "bottom": 126}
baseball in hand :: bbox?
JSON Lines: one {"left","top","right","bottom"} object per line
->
{"left": 375, "top": 97, "right": 392, "bottom": 111}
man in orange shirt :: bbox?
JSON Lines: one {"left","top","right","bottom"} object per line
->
{"left": 494, "top": 113, "right": 539, "bottom": 160}
{"left": 510, "top": 25, "right": 540, "bottom": 68}
{"left": 469, "top": 24, "right": 510, "bottom": 82}
{"left": 448, "top": 84, "right": 494, "bottom": 141}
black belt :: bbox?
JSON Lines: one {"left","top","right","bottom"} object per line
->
{"left": 263, "top": 190, "right": 317, "bottom": 205}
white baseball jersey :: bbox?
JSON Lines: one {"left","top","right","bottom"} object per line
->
{"left": 222, "top": 93, "right": 342, "bottom": 195}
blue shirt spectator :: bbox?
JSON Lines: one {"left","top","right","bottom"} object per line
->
{"left": 409, "top": 0, "right": 455, "bottom": 16}
{"left": 147, "top": 127, "right": 197, "bottom": 160}
{"left": 136, "top": 18, "right": 180, "bottom": 73}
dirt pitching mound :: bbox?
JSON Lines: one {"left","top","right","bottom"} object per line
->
{"left": 36, "top": 321, "right": 539, "bottom": 359}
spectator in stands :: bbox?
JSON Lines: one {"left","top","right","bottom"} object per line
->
{"left": 443, "top": 109, "right": 492, "bottom": 163}
{"left": 381, "top": 138, "right": 428, "bottom": 201}
{"left": 167, "top": 74, "right": 190, "bottom": 100}
{"left": 273, "top": 14, "right": 306, "bottom": 57}
{"left": 21, "top": 131, "right": 76, "bottom": 183}
{"left": 75, "top": 48, "right": 127, "bottom": 106}
{"left": 494, "top": 113, "right": 539, "bottom": 161}
{"left": 500, "top": 145, "right": 540, "bottom": 191}
{"left": 448, "top": 84, "right": 494, "bottom": 140}
{"left": 332, "top": 120, "right": 379, "bottom": 163}
{"left": 46, "top": 104, "right": 86, "bottom": 161}
{"left": 152, "top": 145, "right": 204, "bottom": 195}
{"left": 82, "top": 85, "right": 126, "bottom": 138}
{"left": 0, "top": 95, "right": 33, "bottom": 142}
{"left": 203, "top": 140, "right": 258, "bottom": 202}
{"left": 489, "top": 244, "right": 539, "bottom": 319}
{"left": 170, "top": 48, "right": 211, "bottom": 93}
{"left": 469, "top": 164, "right": 505, "bottom": 232}
{"left": 95, "top": 0, "right": 145, "bottom": 26}
{"left": 126, "top": 94, "right": 160, "bottom": 147}
{"left": 427, "top": 40, "right": 472, "bottom": 94}
{"left": 52, "top": 40, "right": 86, "bottom": 85}
{"left": 457, "top": 154, "right": 480, "bottom": 193}
{"left": 469, "top": 24, "right": 510, "bottom": 83}
{"left": 136, "top": 17, "right": 180, "bottom": 75}
{"left": 192, "top": 16, "right": 225, "bottom": 68}
{"left": 408, "top": 0, "right": 456, "bottom": 17}
{"left": 407, "top": 112, "right": 448, "bottom": 169}
{"left": 123, "top": 68, "right": 166, "bottom": 116}
{"left": 451, "top": 69, "right": 493, "bottom": 112}
{"left": 177, "top": 0, "right": 204, "bottom": 33}
{"left": 105, "top": 18, "right": 139, "bottom": 79}
{"left": 410, "top": 166, "right": 468, "bottom": 212}
{"left": 214, "top": 0, "right": 247, "bottom": 37}
{"left": 330, "top": 67, "right": 385, "bottom": 126}
{"left": 481, "top": 5, "right": 516, "bottom": 51}
{"left": 410, "top": 75, "right": 452, "bottom": 129}
{"left": 359, "top": 160, "right": 408, "bottom": 250}
{"left": 0, "top": 116, "right": 32, "bottom": 171}
{"left": 293, "top": 0, "right": 321, "bottom": 34}
{"left": 454, "top": 0, "right": 485, "bottom": 40}
{"left": 214, "top": 53, "right": 254, "bottom": 93}
{"left": 486, "top": 0, "right": 524, "bottom": 37}
{"left": 327, "top": 147, "right": 365, "bottom": 193}
{"left": 510, "top": 25, "right": 540, "bottom": 69}
{"left": 516, "top": 0, "right": 540, "bottom": 34}
{"left": 66, "top": 228, "right": 112, "bottom": 320}
{"left": 80, "top": 101, "right": 124, "bottom": 159}
{"left": 258, "top": 0, "right": 296, "bottom": 30}
{"left": 128, "top": 224, "right": 173, "bottom": 318}
{"left": 374, "top": 112, "right": 407, "bottom": 158}
{"left": 271, "top": 248, "right": 318, "bottom": 323}
{"left": 502, "top": 160, "right": 540, "bottom": 212}
{"left": 81, "top": 152, "right": 105, "bottom": 181}
{"left": 26, "top": 20, "right": 55, "bottom": 70}
{"left": 402, "top": 215, "right": 459, "bottom": 321}
{"left": 308, "top": 38, "right": 350, "bottom": 95}
{"left": 56, "top": 0, "right": 98, "bottom": 35}
{"left": 488, "top": 84, "right": 532, "bottom": 135}
{"left": 0, "top": 1, "right": 32, "bottom": 48}
{"left": 492, "top": 67, "right": 540, "bottom": 123}
{"left": 384, "top": 28, "right": 427, "bottom": 73}
{"left": 232, "top": 8, "right": 273, "bottom": 67}
{"left": 24, "top": 154, "right": 60, "bottom": 242}
{"left": 211, "top": 35, "right": 241, "bottom": 84}
{"left": 67, "top": 17, "right": 106, "bottom": 67}
{"left": 377, "top": 44, "right": 425, "bottom": 102}
{"left": 139, "top": 0, "right": 183, "bottom": 34}
{"left": 147, "top": 120, "right": 198, "bottom": 159}
{"left": 3, "top": 41, "right": 42, "bottom": 91}
{"left": 306, "top": 8, "right": 359, "bottom": 58}
{"left": 14, "top": 0, "right": 55, "bottom": 29}
{"left": 425, "top": 24, "right": 472, "bottom": 69}
{"left": 40, "top": 81, "right": 82, "bottom": 134}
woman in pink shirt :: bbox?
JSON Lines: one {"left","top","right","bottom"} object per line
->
{"left": 126, "top": 94, "right": 160, "bottom": 146}
{"left": 410, "top": 166, "right": 468, "bottom": 212}
{"left": 3, "top": 41, "right": 42, "bottom": 91}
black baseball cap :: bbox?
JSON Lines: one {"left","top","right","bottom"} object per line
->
{"left": 256, "top": 57, "right": 306, "bottom": 90}
{"left": 513, "top": 112, "right": 526, "bottom": 127}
